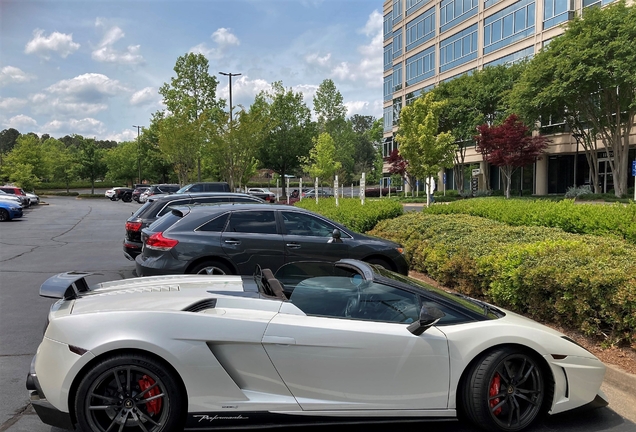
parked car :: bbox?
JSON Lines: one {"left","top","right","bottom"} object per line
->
{"left": 247, "top": 187, "right": 276, "bottom": 202}
{"left": 25, "top": 191, "right": 39, "bottom": 205}
{"left": 132, "top": 186, "right": 149, "bottom": 202}
{"left": 105, "top": 187, "right": 133, "bottom": 201}
{"left": 0, "top": 200, "right": 23, "bottom": 221}
{"left": 135, "top": 203, "right": 409, "bottom": 276}
{"left": 0, "top": 185, "right": 29, "bottom": 207}
{"left": 30, "top": 259, "right": 607, "bottom": 432}
{"left": 123, "top": 192, "right": 265, "bottom": 260}
{"left": 0, "top": 190, "right": 23, "bottom": 206}
{"left": 138, "top": 184, "right": 180, "bottom": 203}
{"left": 303, "top": 188, "right": 334, "bottom": 198}
{"left": 176, "top": 182, "right": 231, "bottom": 194}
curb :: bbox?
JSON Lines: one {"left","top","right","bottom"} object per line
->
{"left": 603, "top": 364, "right": 636, "bottom": 394}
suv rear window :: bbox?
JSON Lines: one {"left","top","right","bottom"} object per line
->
{"left": 148, "top": 211, "right": 184, "bottom": 233}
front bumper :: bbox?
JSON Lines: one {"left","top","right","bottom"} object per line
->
{"left": 26, "top": 355, "right": 74, "bottom": 430}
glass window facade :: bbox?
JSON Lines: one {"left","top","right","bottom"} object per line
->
{"left": 393, "top": 63, "right": 403, "bottom": 92}
{"left": 393, "top": 98, "right": 403, "bottom": 126}
{"left": 405, "top": 85, "right": 434, "bottom": 105}
{"left": 485, "top": 45, "right": 534, "bottom": 66}
{"left": 384, "top": 12, "right": 393, "bottom": 41}
{"left": 440, "top": 0, "right": 479, "bottom": 33}
{"left": 384, "top": 75, "right": 393, "bottom": 102}
{"left": 384, "top": 107, "right": 393, "bottom": 132}
{"left": 485, "top": 0, "right": 503, "bottom": 8}
{"left": 406, "top": 7, "right": 436, "bottom": 51}
{"left": 544, "top": 0, "right": 571, "bottom": 29}
{"left": 393, "top": 29, "right": 403, "bottom": 58}
{"left": 393, "top": 0, "right": 404, "bottom": 25}
{"left": 443, "top": 68, "right": 476, "bottom": 82}
{"left": 384, "top": 43, "right": 393, "bottom": 71}
{"left": 405, "top": 45, "right": 435, "bottom": 86}
{"left": 440, "top": 24, "right": 478, "bottom": 72}
{"left": 484, "top": 0, "right": 535, "bottom": 54}
{"left": 406, "top": 0, "right": 431, "bottom": 16}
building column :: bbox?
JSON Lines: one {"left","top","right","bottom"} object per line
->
{"left": 535, "top": 157, "right": 548, "bottom": 195}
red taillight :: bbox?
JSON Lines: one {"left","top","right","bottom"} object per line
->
{"left": 146, "top": 232, "right": 179, "bottom": 251}
{"left": 125, "top": 221, "right": 142, "bottom": 232}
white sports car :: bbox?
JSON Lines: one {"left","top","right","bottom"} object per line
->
{"left": 28, "top": 260, "right": 608, "bottom": 432}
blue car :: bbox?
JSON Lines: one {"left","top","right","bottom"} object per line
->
{"left": 0, "top": 200, "right": 23, "bottom": 221}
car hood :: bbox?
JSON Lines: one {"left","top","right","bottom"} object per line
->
{"left": 45, "top": 274, "right": 256, "bottom": 315}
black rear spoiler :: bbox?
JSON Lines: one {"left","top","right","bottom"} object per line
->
{"left": 40, "top": 272, "right": 94, "bottom": 300}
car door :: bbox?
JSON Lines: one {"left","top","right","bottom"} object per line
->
{"left": 279, "top": 210, "right": 350, "bottom": 263}
{"left": 220, "top": 209, "right": 286, "bottom": 274}
{"left": 262, "top": 279, "right": 450, "bottom": 411}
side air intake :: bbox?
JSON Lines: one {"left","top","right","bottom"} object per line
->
{"left": 183, "top": 298, "right": 217, "bottom": 313}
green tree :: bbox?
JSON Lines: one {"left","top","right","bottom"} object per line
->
{"left": 143, "top": 113, "right": 177, "bottom": 183}
{"left": 41, "top": 138, "right": 78, "bottom": 192}
{"left": 259, "top": 82, "right": 315, "bottom": 197}
{"left": 0, "top": 128, "right": 20, "bottom": 167}
{"left": 301, "top": 132, "right": 342, "bottom": 186}
{"left": 76, "top": 136, "right": 107, "bottom": 194}
{"left": 1, "top": 134, "right": 46, "bottom": 183}
{"left": 158, "top": 112, "right": 198, "bottom": 185}
{"left": 510, "top": 0, "right": 636, "bottom": 197}
{"left": 104, "top": 141, "right": 139, "bottom": 185}
{"left": 159, "top": 53, "right": 222, "bottom": 181}
{"left": 396, "top": 92, "right": 455, "bottom": 207}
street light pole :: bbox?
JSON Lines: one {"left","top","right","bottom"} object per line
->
{"left": 219, "top": 72, "right": 241, "bottom": 122}
{"left": 132, "top": 125, "right": 142, "bottom": 184}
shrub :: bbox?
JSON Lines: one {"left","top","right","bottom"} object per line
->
{"left": 294, "top": 197, "right": 403, "bottom": 232}
{"left": 370, "top": 213, "right": 636, "bottom": 345}
{"left": 565, "top": 185, "right": 592, "bottom": 198}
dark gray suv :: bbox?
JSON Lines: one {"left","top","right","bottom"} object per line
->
{"left": 135, "top": 203, "right": 408, "bottom": 276}
{"left": 123, "top": 193, "right": 264, "bottom": 260}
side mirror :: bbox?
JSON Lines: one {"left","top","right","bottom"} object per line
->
{"left": 407, "top": 305, "right": 445, "bottom": 336}
{"left": 328, "top": 229, "right": 343, "bottom": 243}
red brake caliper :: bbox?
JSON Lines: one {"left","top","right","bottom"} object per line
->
{"left": 489, "top": 373, "right": 502, "bottom": 416}
{"left": 138, "top": 375, "right": 162, "bottom": 416}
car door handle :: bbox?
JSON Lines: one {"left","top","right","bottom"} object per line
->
{"left": 262, "top": 336, "right": 296, "bottom": 345}
{"left": 286, "top": 243, "right": 301, "bottom": 249}
{"left": 224, "top": 240, "right": 240, "bottom": 245}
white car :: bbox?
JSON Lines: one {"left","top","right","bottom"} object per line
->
{"left": 25, "top": 191, "right": 40, "bottom": 205}
{"left": 28, "top": 260, "right": 607, "bottom": 432}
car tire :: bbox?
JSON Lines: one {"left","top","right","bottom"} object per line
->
{"left": 122, "top": 193, "right": 132, "bottom": 203}
{"left": 461, "top": 347, "right": 547, "bottom": 432}
{"left": 75, "top": 353, "right": 185, "bottom": 432}
{"left": 364, "top": 257, "right": 394, "bottom": 272}
{"left": 110, "top": 196, "right": 117, "bottom": 201}
{"left": 0, "top": 209, "right": 9, "bottom": 221}
{"left": 189, "top": 260, "right": 233, "bottom": 275}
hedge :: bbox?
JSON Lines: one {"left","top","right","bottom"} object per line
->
{"left": 424, "top": 197, "right": 636, "bottom": 243}
{"left": 294, "top": 197, "right": 403, "bottom": 233}
{"left": 369, "top": 212, "right": 636, "bottom": 345}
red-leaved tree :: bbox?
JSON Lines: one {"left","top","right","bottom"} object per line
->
{"left": 387, "top": 149, "right": 412, "bottom": 193}
{"left": 475, "top": 114, "right": 549, "bottom": 198}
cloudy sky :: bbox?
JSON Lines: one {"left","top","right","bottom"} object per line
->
{"left": 0, "top": 0, "right": 383, "bottom": 142}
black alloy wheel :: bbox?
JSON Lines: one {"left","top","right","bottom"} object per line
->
{"left": 462, "top": 347, "right": 547, "bottom": 432}
{"left": 75, "top": 354, "right": 185, "bottom": 432}
{"left": 0, "top": 209, "right": 9, "bottom": 221}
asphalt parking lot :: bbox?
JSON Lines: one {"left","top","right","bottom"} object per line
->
{"left": 0, "top": 196, "right": 634, "bottom": 432}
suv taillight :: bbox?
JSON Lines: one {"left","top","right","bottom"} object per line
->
{"left": 146, "top": 232, "right": 179, "bottom": 251}
{"left": 125, "top": 221, "right": 143, "bottom": 232}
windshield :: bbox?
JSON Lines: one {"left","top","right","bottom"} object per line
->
{"left": 176, "top": 184, "right": 191, "bottom": 194}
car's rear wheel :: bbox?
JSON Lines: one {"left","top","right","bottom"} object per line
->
{"left": 0, "top": 209, "right": 9, "bottom": 221}
{"left": 190, "top": 260, "right": 232, "bottom": 275}
{"left": 461, "top": 347, "right": 546, "bottom": 432}
{"left": 75, "top": 353, "right": 185, "bottom": 432}
{"left": 122, "top": 193, "right": 132, "bottom": 202}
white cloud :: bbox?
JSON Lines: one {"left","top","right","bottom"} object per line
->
{"left": 0, "top": 66, "right": 36, "bottom": 87}
{"left": 0, "top": 97, "right": 28, "bottom": 112}
{"left": 305, "top": 53, "right": 331, "bottom": 67}
{"left": 345, "top": 100, "right": 369, "bottom": 116}
{"left": 218, "top": 76, "right": 270, "bottom": 103}
{"left": 104, "top": 129, "right": 137, "bottom": 142}
{"left": 92, "top": 19, "right": 144, "bottom": 65}
{"left": 130, "top": 87, "right": 158, "bottom": 106}
{"left": 212, "top": 28, "right": 240, "bottom": 48}
{"left": 24, "top": 29, "right": 80, "bottom": 59}
{"left": 293, "top": 84, "right": 320, "bottom": 107}
{"left": 5, "top": 114, "right": 38, "bottom": 130}
{"left": 332, "top": 62, "right": 352, "bottom": 81}
{"left": 362, "top": 10, "right": 383, "bottom": 37}
{"left": 190, "top": 28, "right": 240, "bottom": 60}
{"left": 44, "top": 118, "right": 106, "bottom": 135}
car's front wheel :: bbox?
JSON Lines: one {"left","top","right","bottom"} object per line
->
{"left": 461, "top": 347, "right": 547, "bottom": 432}
{"left": 0, "top": 209, "right": 9, "bottom": 221}
{"left": 75, "top": 353, "right": 185, "bottom": 432}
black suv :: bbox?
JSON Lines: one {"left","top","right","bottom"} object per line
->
{"left": 176, "top": 182, "right": 230, "bottom": 193}
{"left": 123, "top": 192, "right": 265, "bottom": 260}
